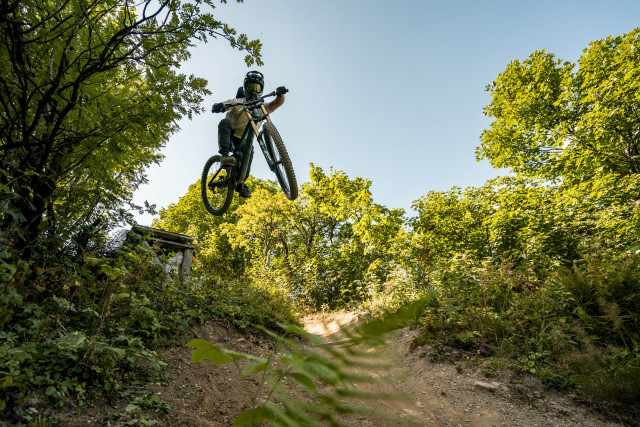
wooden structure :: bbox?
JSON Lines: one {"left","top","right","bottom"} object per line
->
{"left": 129, "top": 225, "right": 195, "bottom": 281}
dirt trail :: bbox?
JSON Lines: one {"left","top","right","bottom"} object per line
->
{"left": 67, "top": 312, "right": 621, "bottom": 426}
{"left": 302, "top": 311, "right": 620, "bottom": 427}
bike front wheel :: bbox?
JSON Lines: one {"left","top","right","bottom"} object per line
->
{"left": 261, "top": 122, "right": 298, "bottom": 200}
{"left": 201, "top": 155, "right": 234, "bottom": 215}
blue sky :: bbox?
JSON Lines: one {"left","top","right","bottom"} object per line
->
{"left": 132, "top": 0, "right": 640, "bottom": 224}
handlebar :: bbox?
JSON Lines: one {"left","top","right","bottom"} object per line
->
{"left": 230, "top": 91, "right": 276, "bottom": 109}
{"left": 214, "top": 88, "right": 289, "bottom": 112}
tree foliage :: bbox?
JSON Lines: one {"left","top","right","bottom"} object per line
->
{"left": 411, "top": 177, "right": 594, "bottom": 267}
{"left": 474, "top": 27, "right": 640, "bottom": 262}
{"left": 409, "top": 29, "right": 640, "bottom": 415}
{"left": 228, "top": 165, "right": 410, "bottom": 309}
{"left": 478, "top": 28, "right": 640, "bottom": 185}
{"left": 152, "top": 176, "right": 272, "bottom": 280}
{"left": 0, "top": 0, "right": 262, "bottom": 254}
{"left": 155, "top": 165, "right": 413, "bottom": 310}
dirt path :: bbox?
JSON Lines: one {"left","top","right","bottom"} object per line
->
{"left": 303, "top": 311, "right": 620, "bottom": 427}
{"left": 67, "top": 312, "right": 622, "bottom": 426}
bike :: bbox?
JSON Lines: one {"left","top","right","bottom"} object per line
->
{"left": 201, "top": 90, "right": 298, "bottom": 215}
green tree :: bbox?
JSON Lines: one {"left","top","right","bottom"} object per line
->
{"left": 411, "top": 177, "right": 598, "bottom": 269}
{"left": 478, "top": 28, "right": 640, "bottom": 184}
{"left": 224, "top": 165, "right": 409, "bottom": 309}
{"left": 156, "top": 165, "right": 411, "bottom": 310}
{"left": 477, "top": 28, "right": 640, "bottom": 254}
{"left": 0, "top": 0, "right": 262, "bottom": 254}
{"left": 151, "top": 177, "right": 276, "bottom": 279}
{"left": 411, "top": 183, "right": 497, "bottom": 262}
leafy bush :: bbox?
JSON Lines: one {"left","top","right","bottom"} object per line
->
{"left": 412, "top": 252, "right": 640, "bottom": 415}
{"left": 360, "top": 264, "right": 433, "bottom": 315}
{"left": 0, "top": 237, "right": 298, "bottom": 423}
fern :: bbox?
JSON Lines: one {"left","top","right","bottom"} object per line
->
{"left": 188, "top": 300, "right": 427, "bottom": 426}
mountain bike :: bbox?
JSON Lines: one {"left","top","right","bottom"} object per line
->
{"left": 201, "top": 90, "right": 298, "bottom": 215}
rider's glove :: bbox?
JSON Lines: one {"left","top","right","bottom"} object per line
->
{"left": 212, "top": 103, "right": 226, "bottom": 113}
{"left": 275, "top": 86, "right": 288, "bottom": 97}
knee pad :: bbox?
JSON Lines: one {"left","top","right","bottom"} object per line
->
{"left": 218, "top": 118, "right": 233, "bottom": 131}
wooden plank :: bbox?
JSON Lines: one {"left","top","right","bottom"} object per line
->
{"left": 131, "top": 225, "right": 194, "bottom": 245}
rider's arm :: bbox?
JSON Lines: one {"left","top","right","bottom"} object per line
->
{"left": 266, "top": 93, "right": 285, "bottom": 113}
{"left": 212, "top": 98, "right": 241, "bottom": 113}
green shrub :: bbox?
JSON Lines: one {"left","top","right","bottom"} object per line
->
{"left": 0, "top": 238, "right": 299, "bottom": 423}
{"left": 413, "top": 252, "right": 640, "bottom": 413}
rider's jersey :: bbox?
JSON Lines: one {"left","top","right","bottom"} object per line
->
{"left": 224, "top": 98, "right": 275, "bottom": 138}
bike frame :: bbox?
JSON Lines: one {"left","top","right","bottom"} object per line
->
{"left": 229, "top": 97, "right": 277, "bottom": 185}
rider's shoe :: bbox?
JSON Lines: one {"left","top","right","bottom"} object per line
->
{"left": 220, "top": 155, "right": 236, "bottom": 167}
{"left": 236, "top": 183, "right": 251, "bottom": 198}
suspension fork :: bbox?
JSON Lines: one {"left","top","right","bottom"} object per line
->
{"left": 247, "top": 106, "right": 271, "bottom": 138}
{"left": 260, "top": 105, "right": 272, "bottom": 123}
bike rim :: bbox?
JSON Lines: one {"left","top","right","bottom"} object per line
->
{"left": 274, "top": 159, "right": 291, "bottom": 194}
{"left": 204, "top": 166, "right": 231, "bottom": 211}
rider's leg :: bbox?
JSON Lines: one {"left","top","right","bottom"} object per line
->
{"left": 218, "top": 119, "right": 233, "bottom": 154}
{"left": 217, "top": 119, "right": 236, "bottom": 166}
{"left": 218, "top": 119, "right": 234, "bottom": 155}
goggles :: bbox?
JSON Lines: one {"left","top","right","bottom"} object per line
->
{"left": 245, "top": 81, "right": 263, "bottom": 93}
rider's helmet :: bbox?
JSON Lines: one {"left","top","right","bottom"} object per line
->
{"left": 243, "top": 71, "right": 264, "bottom": 100}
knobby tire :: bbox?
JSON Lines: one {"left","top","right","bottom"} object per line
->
{"left": 262, "top": 122, "right": 298, "bottom": 200}
{"left": 201, "top": 155, "right": 234, "bottom": 215}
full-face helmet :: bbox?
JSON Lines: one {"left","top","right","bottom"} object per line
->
{"left": 243, "top": 70, "right": 264, "bottom": 100}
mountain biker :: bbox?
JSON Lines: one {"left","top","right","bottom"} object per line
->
{"left": 211, "top": 70, "right": 287, "bottom": 198}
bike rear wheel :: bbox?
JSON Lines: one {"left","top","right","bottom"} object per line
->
{"left": 261, "top": 122, "right": 298, "bottom": 200}
{"left": 201, "top": 155, "right": 234, "bottom": 215}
